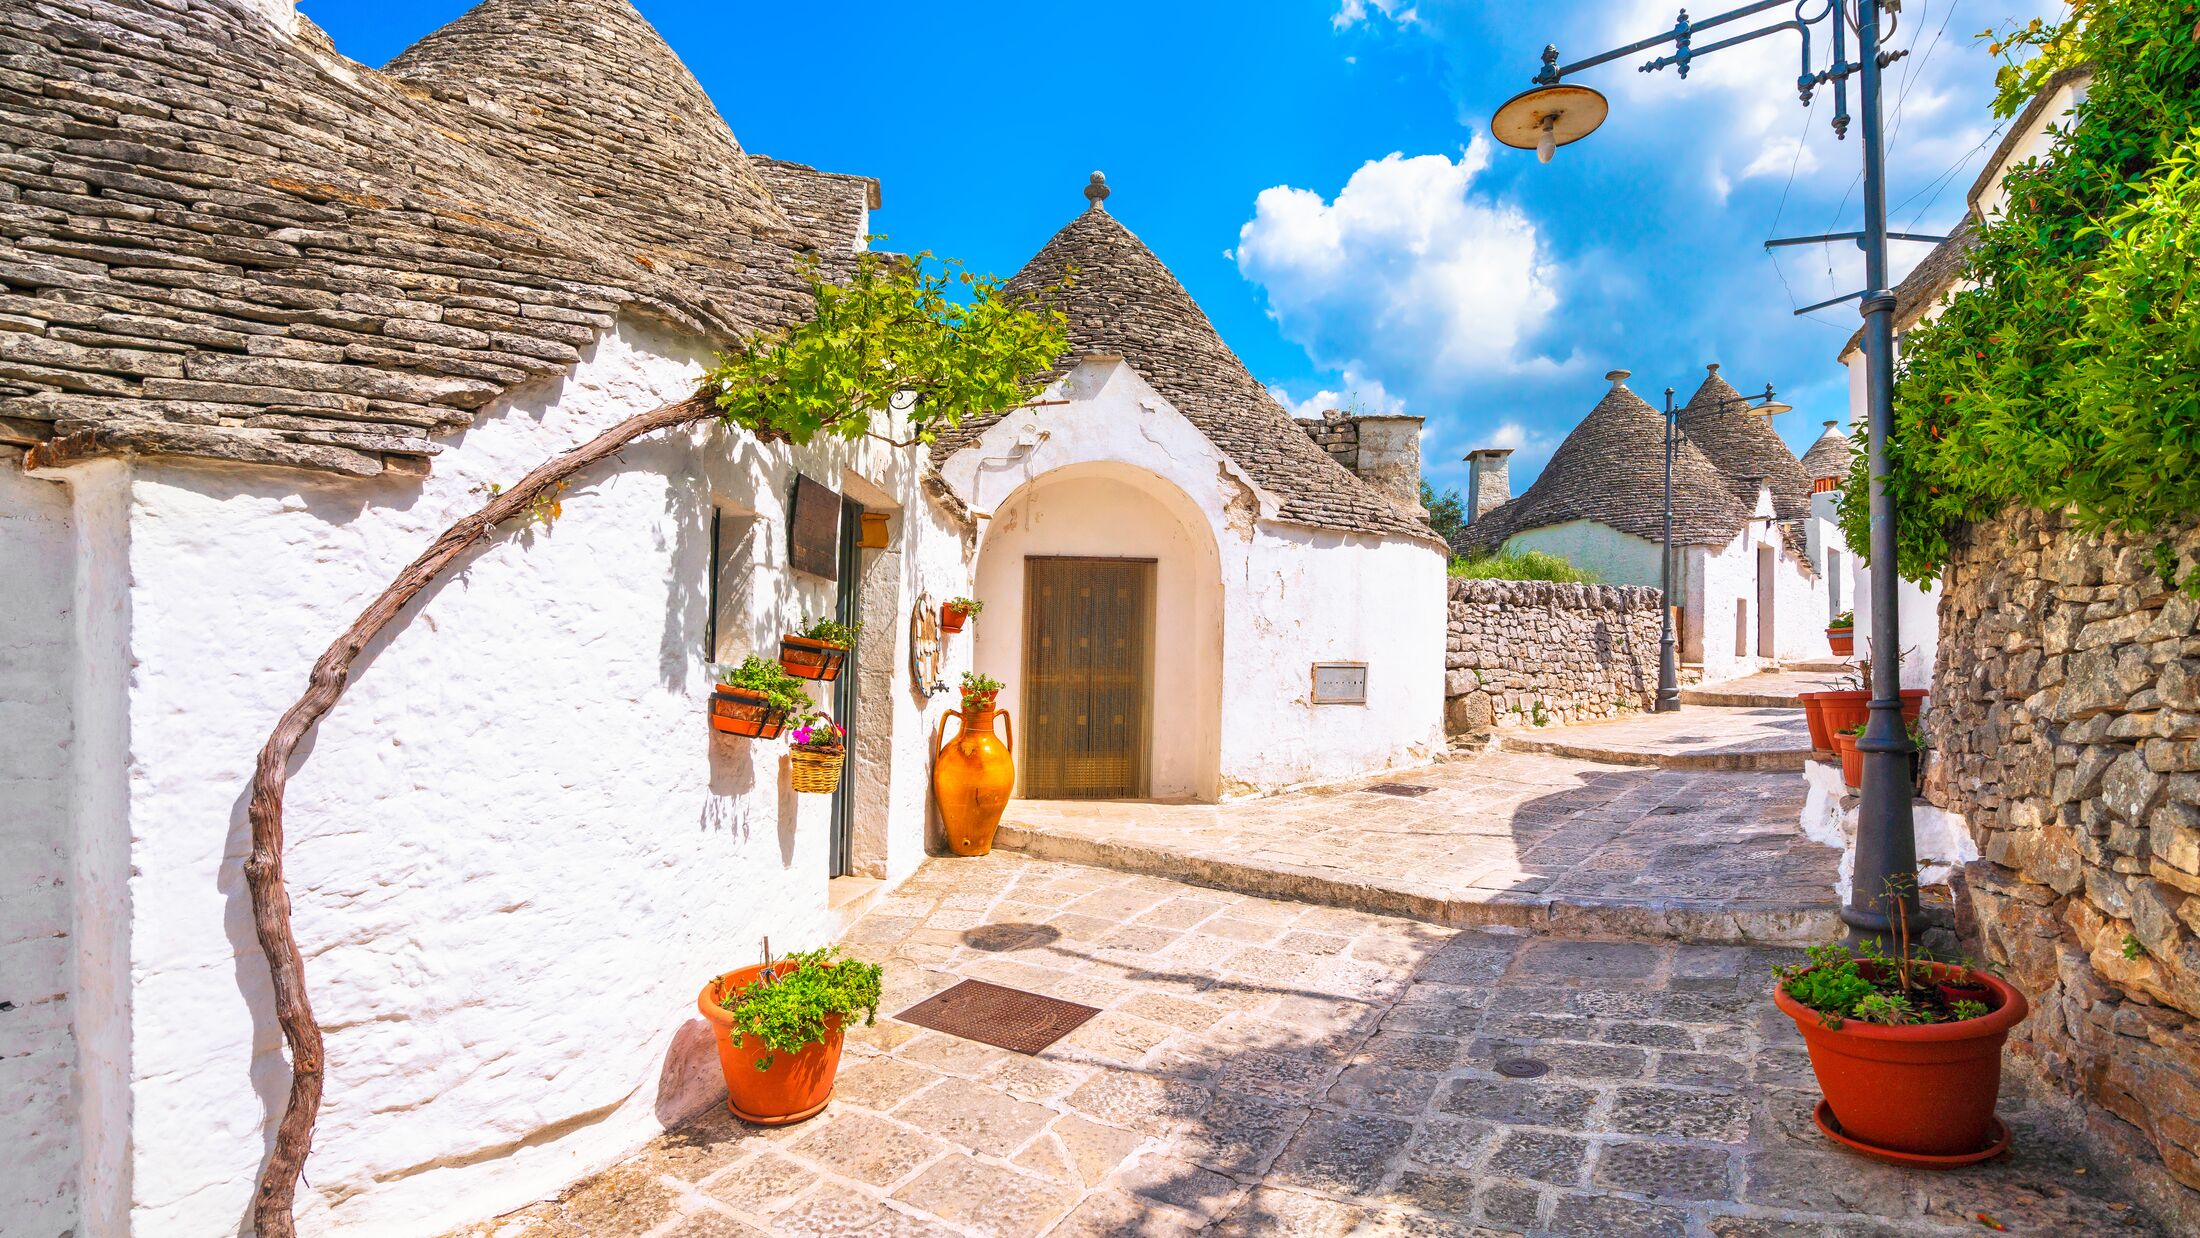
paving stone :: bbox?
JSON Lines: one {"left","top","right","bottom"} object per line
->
{"left": 657, "top": 1210, "right": 769, "bottom": 1238}
{"left": 1068, "top": 1071, "right": 1212, "bottom": 1135}
{"left": 1037, "top": 1113, "right": 1146, "bottom": 1187}
{"left": 1477, "top": 1180, "right": 1544, "bottom": 1229}
{"left": 1385, "top": 1167, "right": 1479, "bottom": 1214}
{"left": 699, "top": 1150, "right": 814, "bottom": 1213}
{"left": 1270, "top": 1111, "right": 1416, "bottom": 1193}
{"left": 1437, "top": 1077, "right": 1598, "bottom": 1128}
{"left": 1486, "top": 1129, "right": 1591, "bottom": 1185}
{"left": 1738, "top": 1147, "right": 1915, "bottom": 1216}
{"left": 769, "top": 1182, "right": 961, "bottom": 1238}
{"left": 1591, "top": 1140, "right": 1733, "bottom": 1199}
{"left": 1608, "top": 1085, "right": 1753, "bottom": 1142}
{"left": 1211, "top": 1186, "right": 1365, "bottom": 1238}
{"left": 1654, "top": 1049, "right": 1750, "bottom": 1090}
{"left": 784, "top": 1113, "right": 943, "bottom": 1187}
{"left": 1325, "top": 1063, "right": 1446, "bottom": 1112}
{"left": 830, "top": 1057, "right": 941, "bottom": 1111}
{"left": 1545, "top": 1191, "right": 1692, "bottom": 1238}
{"left": 890, "top": 1077, "right": 1055, "bottom": 1156}
{"left": 1045, "top": 1189, "right": 1206, "bottom": 1237}
{"left": 547, "top": 1165, "right": 676, "bottom": 1233}
{"left": 1405, "top": 1118, "right": 1496, "bottom": 1172}
{"left": 1112, "top": 1151, "right": 1240, "bottom": 1221}
{"left": 890, "top": 1155, "right": 1075, "bottom": 1238}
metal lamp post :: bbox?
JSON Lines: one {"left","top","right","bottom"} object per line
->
{"left": 1493, "top": 0, "right": 1928, "bottom": 937}
{"left": 1656, "top": 382, "right": 1789, "bottom": 713}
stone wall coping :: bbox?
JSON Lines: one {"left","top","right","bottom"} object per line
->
{"left": 1446, "top": 577, "right": 1662, "bottom": 611}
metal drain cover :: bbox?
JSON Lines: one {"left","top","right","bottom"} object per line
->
{"left": 1367, "top": 782, "right": 1435, "bottom": 798}
{"left": 894, "top": 979, "right": 1099, "bottom": 1055}
{"left": 1496, "top": 1057, "right": 1552, "bottom": 1079}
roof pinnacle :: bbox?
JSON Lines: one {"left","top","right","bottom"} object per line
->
{"left": 1604, "top": 368, "right": 1631, "bottom": 385}
{"left": 1084, "top": 171, "right": 1110, "bottom": 210}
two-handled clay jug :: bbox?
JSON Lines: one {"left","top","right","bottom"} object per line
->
{"left": 934, "top": 707, "right": 1014, "bottom": 856}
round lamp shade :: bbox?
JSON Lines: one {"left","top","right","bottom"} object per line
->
{"left": 1750, "top": 401, "right": 1794, "bottom": 418}
{"left": 1491, "top": 84, "right": 1609, "bottom": 158}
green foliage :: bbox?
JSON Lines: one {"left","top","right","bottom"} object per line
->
{"left": 1447, "top": 549, "right": 1599, "bottom": 583}
{"left": 959, "top": 671, "right": 1004, "bottom": 711}
{"left": 946, "top": 596, "right": 985, "bottom": 616}
{"left": 1839, "top": 1, "right": 2200, "bottom": 589}
{"left": 2123, "top": 932, "right": 2149, "bottom": 959}
{"left": 1420, "top": 480, "right": 1468, "bottom": 544}
{"left": 1830, "top": 610, "right": 1854, "bottom": 629}
{"left": 704, "top": 250, "right": 1069, "bottom": 446}
{"left": 796, "top": 617, "right": 861, "bottom": 647}
{"left": 1951, "top": 998, "right": 1991, "bottom": 1021}
{"left": 713, "top": 654, "right": 815, "bottom": 716}
{"left": 718, "top": 948, "right": 883, "bottom": 1071}
{"left": 1776, "top": 940, "right": 1993, "bottom": 1028}
{"left": 1530, "top": 700, "right": 1551, "bottom": 727}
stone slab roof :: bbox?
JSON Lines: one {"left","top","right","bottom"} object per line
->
{"left": 749, "top": 157, "right": 878, "bottom": 254}
{"left": 1677, "top": 364, "right": 1813, "bottom": 523}
{"left": 931, "top": 186, "right": 1438, "bottom": 545}
{"left": 1800, "top": 421, "right": 1853, "bottom": 482}
{"left": 1453, "top": 376, "right": 1749, "bottom": 555}
{"left": 0, "top": 0, "right": 852, "bottom": 478}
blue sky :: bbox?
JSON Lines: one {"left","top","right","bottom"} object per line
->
{"left": 303, "top": 0, "right": 2045, "bottom": 494}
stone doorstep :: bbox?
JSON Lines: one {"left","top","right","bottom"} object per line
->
{"left": 991, "top": 823, "right": 1842, "bottom": 947}
{"left": 1496, "top": 733, "right": 1811, "bottom": 772}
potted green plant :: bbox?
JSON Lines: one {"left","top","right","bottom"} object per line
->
{"left": 940, "top": 596, "right": 984, "bottom": 634}
{"left": 1815, "top": 656, "right": 1929, "bottom": 738}
{"left": 782, "top": 617, "right": 861, "bottom": 682}
{"left": 1834, "top": 722, "right": 1865, "bottom": 789}
{"left": 1774, "top": 893, "right": 2029, "bottom": 1166}
{"left": 710, "top": 655, "right": 813, "bottom": 739}
{"left": 1826, "top": 609, "right": 1855, "bottom": 657}
{"left": 699, "top": 945, "right": 882, "bottom": 1125}
{"left": 958, "top": 670, "right": 1003, "bottom": 712}
{"left": 787, "top": 714, "right": 847, "bottom": 794}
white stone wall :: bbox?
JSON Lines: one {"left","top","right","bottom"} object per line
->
{"left": 943, "top": 358, "right": 1445, "bottom": 801}
{"left": 17, "top": 321, "right": 971, "bottom": 1236}
{"left": 1502, "top": 519, "right": 1663, "bottom": 588}
{"left": 0, "top": 450, "right": 81, "bottom": 1237}
{"left": 1682, "top": 501, "right": 1829, "bottom": 681}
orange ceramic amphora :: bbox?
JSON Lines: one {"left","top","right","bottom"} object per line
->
{"left": 935, "top": 706, "right": 1014, "bottom": 855}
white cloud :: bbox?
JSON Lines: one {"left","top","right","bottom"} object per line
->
{"left": 1490, "top": 421, "right": 1529, "bottom": 450}
{"left": 1267, "top": 369, "right": 1408, "bottom": 421}
{"left": 1235, "top": 140, "right": 1569, "bottom": 389}
{"left": 1741, "top": 135, "right": 1819, "bottom": 182}
{"left": 1333, "top": 0, "right": 1417, "bottom": 31}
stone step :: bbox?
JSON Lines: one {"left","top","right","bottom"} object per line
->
{"left": 1496, "top": 732, "right": 1809, "bottom": 770}
{"left": 1680, "top": 668, "right": 1855, "bottom": 709}
{"left": 1492, "top": 705, "right": 1816, "bottom": 771}
{"left": 990, "top": 823, "right": 1840, "bottom": 947}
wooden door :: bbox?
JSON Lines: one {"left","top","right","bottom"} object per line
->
{"left": 1022, "top": 557, "right": 1155, "bottom": 799}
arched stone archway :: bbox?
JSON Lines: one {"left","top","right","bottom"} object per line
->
{"left": 971, "top": 461, "right": 1224, "bottom": 801}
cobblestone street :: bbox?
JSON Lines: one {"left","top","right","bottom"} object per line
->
{"left": 453, "top": 854, "right": 2154, "bottom": 1238}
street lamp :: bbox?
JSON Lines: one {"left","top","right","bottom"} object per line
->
{"left": 1656, "top": 381, "right": 1789, "bottom": 713}
{"left": 1496, "top": 1, "right": 1925, "bottom": 939}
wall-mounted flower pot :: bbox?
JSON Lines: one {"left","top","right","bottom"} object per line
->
{"left": 1799, "top": 691, "right": 1832, "bottom": 753}
{"left": 1826, "top": 625, "right": 1855, "bottom": 657}
{"left": 1775, "top": 961, "right": 2028, "bottom": 1165}
{"left": 935, "top": 707, "right": 1013, "bottom": 856}
{"left": 780, "top": 635, "right": 848, "bottom": 682}
{"left": 939, "top": 603, "right": 971, "bottom": 634}
{"left": 790, "top": 748, "right": 845, "bottom": 794}
{"left": 699, "top": 964, "right": 845, "bottom": 1126}
{"left": 1834, "top": 730, "right": 1863, "bottom": 789}
{"left": 709, "top": 686, "right": 790, "bottom": 739}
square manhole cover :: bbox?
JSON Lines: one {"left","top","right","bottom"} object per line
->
{"left": 893, "top": 979, "right": 1099, "bottom": 1054}
{"left": 1366, "top": 782, "right": 1435, "bottom": 797}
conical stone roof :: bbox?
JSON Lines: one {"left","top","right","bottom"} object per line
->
{"left": 1800, "top": 420, "right": 1855, "bottom": 481}
{"left": 385, "top": 0, "right": 792, "bottom": 251}
{"left": 1676, "top": 364, "right": 1814, "bottom": 522}
{"left": 934, "top": 186, "right": 1436, "bottom": 543}
{"left": 1452, "top": 375, "right": 1749, "bottom": 555}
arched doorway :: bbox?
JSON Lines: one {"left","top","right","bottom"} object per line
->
{"left": 972, "top": 463, "right": 1224, "bottom": 801}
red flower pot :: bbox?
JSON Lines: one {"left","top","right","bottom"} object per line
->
{"left": 1776, "top": 961, "right": 2028, "bottom": 1163}
{"left": 699, "top": 963, "right": 846, "bottom": 1126}
{"left": 1834, "top": 730, "right": 1863, "bottom": 789}
{"left": 1827, "top": 625, "right": 1855, "bottom": 657}
{"left": 709, "top": 686, "right": 790, "bottom": 739}
{"left": 1900, "top": 688, "right": 1928, "bottom": 724}
{"left": 1817, "top": 689, "right": 1871, "bottom": 737}
{"left": 939, "top": 604, "right": 970, "bottom": 633}
{"left": 780, "top": 635, "right": 849, "bottom": 682}
{"left": 1799, "top": 691, "right": 1832, "bottom": 753}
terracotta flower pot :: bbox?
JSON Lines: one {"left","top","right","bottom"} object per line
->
{"left": 1775, "top": 961, "right": 2028, "bottom": 1163}
{"left": 935, "top": 707, "right": 1013, "bottom": 856}
{"left": 1899, "top": 688, "right": 1929, "bottom": 724}
{"left": 1827, "top": 625, "right": 1855, "bottom": 656}
{"left": 699, "top": 963, "right": 846, "bottom": 1126}
{"left": 939, "top": 604, "right": 969, "bottom": 633}
{"left": 1937, "top": 978, "right": 1994, "bottom": 1010}
{"left": 1799, "top": 691, "right": 1832, "bottom": 753}
{"left": 709, "top": 686, "right": 790, "bottom": 739}
{"left": 780, "top": 635, "right": 849, "bottom": 682}
{"left": 1817, "top": 689, "right": 1870, "bottom": 737}
{"left": 1834, "top": 731, "right": 1863, "bottom": 789}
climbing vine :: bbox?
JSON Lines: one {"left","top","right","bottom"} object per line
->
{"left": 1837, "top": 0, "right": 2200, "bottom": 588}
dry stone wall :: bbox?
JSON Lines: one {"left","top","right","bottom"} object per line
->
{"left": 1930, "top": 505, "right": 2200, "bottom": 1227}
{"left": 1444, "top": 578, "right": 1662, "bottom": 735}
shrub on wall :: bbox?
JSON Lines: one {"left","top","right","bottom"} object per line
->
{"left": 1838, "top": 1, "right": 2200, "bottom": 589}
{"left": 1448, "top": 549, "right": 1599, "bottom": 584}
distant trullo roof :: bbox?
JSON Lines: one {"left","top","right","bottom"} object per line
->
{"left": 1676, "top": 365, "right": 1813, "bottom": 523}
{"left": 1452, "top": 372, "right": 1749, "bottom": 555}
{"left": 1800, "top": 421, "right": 1855, "bottom": 482}
{"left": 0, "top": 0, "right": 864, "bottom": 479}
{"left": 931, "top": 176, "right": 1437, "bottom": 544}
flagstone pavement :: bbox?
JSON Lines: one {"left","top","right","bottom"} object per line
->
{"left": 449, "top": 853, "right": 2155, "bottom": 1238}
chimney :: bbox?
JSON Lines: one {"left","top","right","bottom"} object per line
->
{"left": 1350, "top": 414, "right": 1424, "bottom": 511}
{"left": 1465, "top": 448, "right": 1514, "bottom": 522}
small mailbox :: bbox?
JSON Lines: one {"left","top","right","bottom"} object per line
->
{"left": 1311, "top": 662, "right": 1368, "bottom": 705}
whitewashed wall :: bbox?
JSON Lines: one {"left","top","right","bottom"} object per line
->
{"left": 1680, "top": 489, "right": 1829, "bottom": 681}
{"left": 1503, "top": 519, "right": 1663, "bottom": 588}
{"left": 0, "top": 450, "right": 81, "bottom": 1237}
{"left": 943, "top": 358, "right": 1445, "bottom": 800}
{"left": 22, "top": 320, "right": 969, "bottom": 1236}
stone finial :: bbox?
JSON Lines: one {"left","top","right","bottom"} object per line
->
{"left": 1604, "top": 369, "right": 1631, "bottom": 385}
{"left": 1824, "top": 420, "right": 1838, "bottom": 429}
{"left": 1706, "top": 362, "right": 1721, "bottom": 374}
{"left": 1084, "top": 171, "right": 1110, "bottom": 210}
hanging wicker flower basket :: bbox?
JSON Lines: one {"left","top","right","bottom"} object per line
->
{"left": 790, "top": 747, "right": 845, "bottom": 794}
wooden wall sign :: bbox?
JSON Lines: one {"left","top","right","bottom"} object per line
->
{"left": 788, "top": 474, "right": 840, "bottom": 580}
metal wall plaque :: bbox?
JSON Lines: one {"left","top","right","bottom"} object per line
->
{"left": 787, "top": 473, "right": 840, "bottom": 580}
{"left": 1311, "top": 661, "right": 1368, "bottom": 705}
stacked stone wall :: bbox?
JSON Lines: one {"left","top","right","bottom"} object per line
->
{"left": 1444, "top": 578, "right": 1661, "bottom": 735}
{"left": 1930, "top": 505, "right": 2200, "bottom": 1227}
{"left": 1295, "top": 410, "right": 1360, "bottom": 471}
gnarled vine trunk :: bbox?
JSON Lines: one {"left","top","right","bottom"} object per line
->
{"left": 245, "top": 391, "right": 714, "bottom": 1237}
